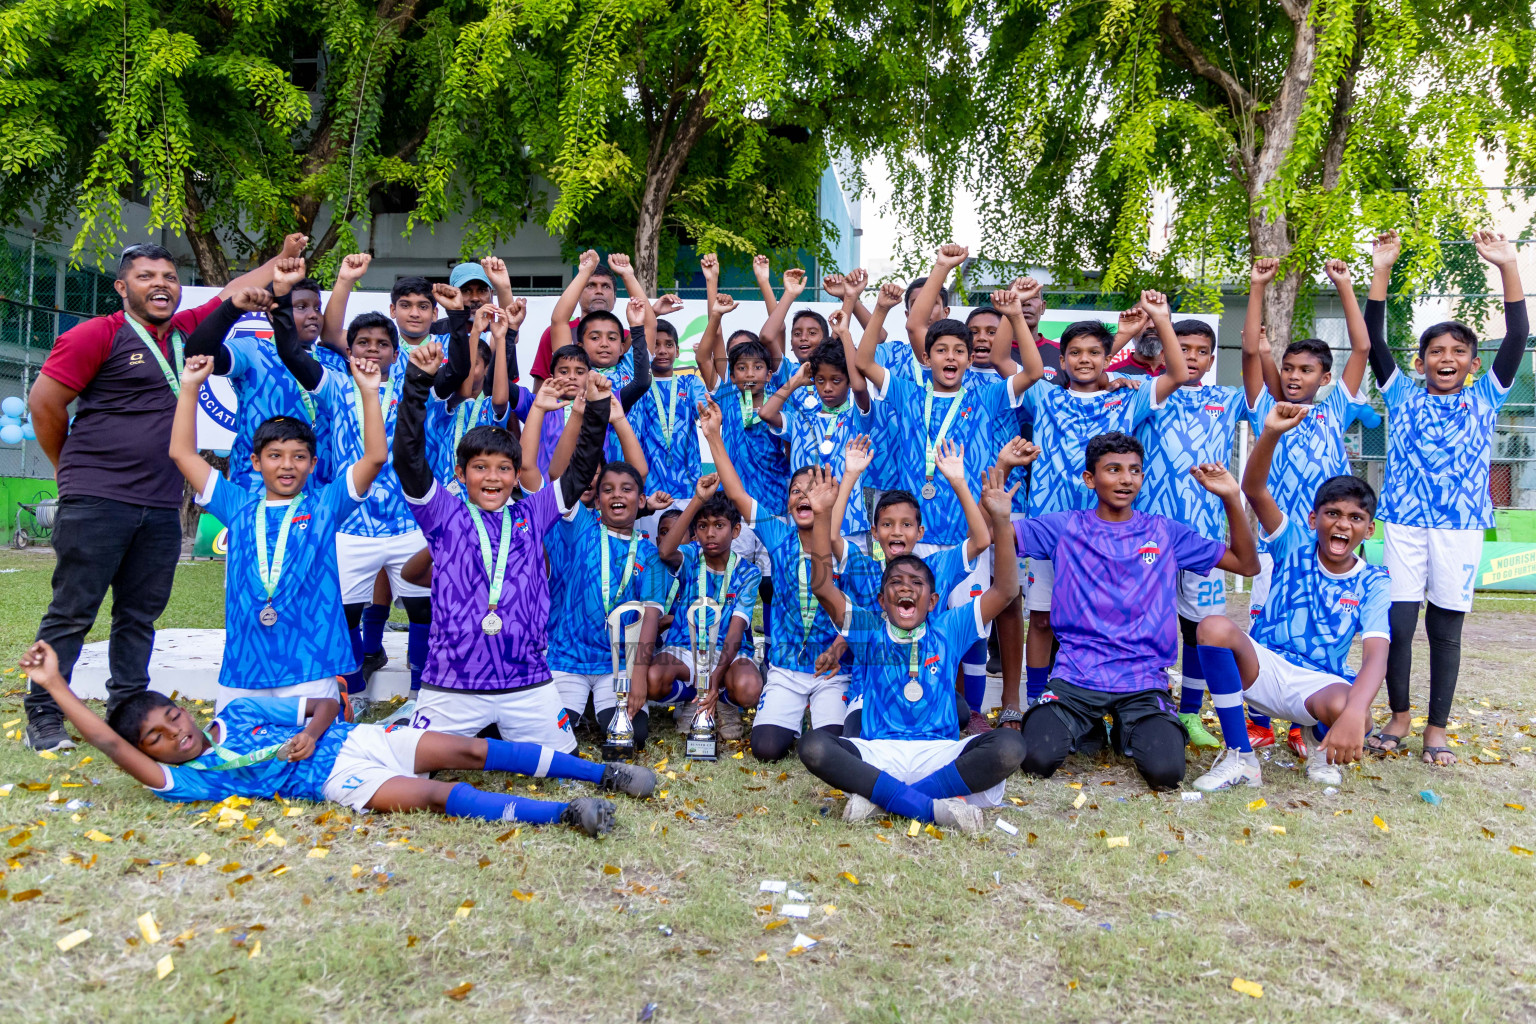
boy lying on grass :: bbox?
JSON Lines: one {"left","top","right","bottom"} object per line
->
{"left": 16, "top": 641, "right": 656, "bottom": 836}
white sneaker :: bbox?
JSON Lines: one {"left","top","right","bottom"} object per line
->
{"left": 931, "top": 797, "right": 984, "bottom": 834}
{"left": 843, "top": 794, "right": 879, "bottom": 823}
{"left": 1194, "top": 748, "right": 1262, "bottom": 792}
{"left": 1305, "top": 746, "right": 1342, "bottom": 785}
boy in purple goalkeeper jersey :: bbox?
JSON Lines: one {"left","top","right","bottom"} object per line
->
{"left": 391, "top": 342, "right": 655, "bottom": 804}
{"left": 1187, "top": 402, "right": 1391, "bottom": 793}
{"left": 1364, "top": 229, "right": 1527, "bottom": 766}
{"left": 1013, "top": 431, "right": 1259, "bottom": 792}
{"left": 19, "top": 642, "right": 632, "bottom": 836}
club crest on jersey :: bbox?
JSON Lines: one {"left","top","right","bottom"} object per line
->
{"left": 1137, "top": 541, "right": 1161, "bottom": 565}
{"left": 1338, "top": 595, "right": 1359, "bottom": 608}
{"left": 1203, "top": 403, "right": 1226, "bottom": 415}
{"left": 557, "top": 710, "right": 572, "bottom": 732}
{"left": 514, "top": 516, "right": 530, "bottom": 533}
{"left": 925, "top": 654, "right": 941, "bottom": 676}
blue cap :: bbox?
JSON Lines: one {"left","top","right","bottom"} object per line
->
{"left": 449, "top": 262, "right": 491, "bottom": 290}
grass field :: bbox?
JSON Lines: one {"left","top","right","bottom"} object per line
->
{"left": 0, "top": 548, "right": 1534, "bottom": 1022}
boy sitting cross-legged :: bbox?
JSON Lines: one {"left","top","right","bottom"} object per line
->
{"left": 18, "top": 642, "right": 619, "bottom": 835}
{"left": 796, "top": 466, "right": 1027, "bottom": 833}
{"left": 1191, "top": 402, "right": 1391, "bottom": 791}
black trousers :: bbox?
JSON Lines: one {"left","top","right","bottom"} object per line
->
{"left": 27, "top": 495, "right": 182, "bottom": 722}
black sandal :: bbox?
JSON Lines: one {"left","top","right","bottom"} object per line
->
{"left": 1422, "top": 746, "right": 1457, "bottom": 766}
{"left": 1367, "top": 733, "right": 1408, "bottom": 755}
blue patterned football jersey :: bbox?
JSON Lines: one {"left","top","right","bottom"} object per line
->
{"left": 770, "top": 398, "right": 873, "bottom": 537}
{"left": 1249, "top": 513, "right": 1391, "bottom": 678}
{"left": 746, "top": 502, "right": 844, "bottom": 674}
{"left": 1135, "top": 384, "right": 1244, "bottom": 540}
{"left": 316, "top": 345, "right": 351, "bottom": 374}
{"left": 840, "top": 601, "right": 988, "bottom": 741}
{"left": 1017, "top": 382, "right": 1159, "bottom": 516}
{"left": 153, "top": 697, "right": 354, "bottom": 803}
{"left": 633, "top": 374, "right": 710, "bottom": 497}
{"left": 660, "top": 543, "right": 763, "bottom": 650}
{"left": 1248, "top": 386, "right": 1372, "bottom": 553}
{"left": 1377, "top": 369, "right": 1511, "bottom": 529}
{"left": 222, "top": 319, "right": 341, "bottom": 493}
{"left": 838, "top": 543, "right": 977, "bottom": 612}
{"left": 424, "top": 393, "right": 510, "bottom": 492}
{"left": 545, "top": 510, "right": 670, "bottom": 675}
{"left": 712, "top": 380, "right": 790, "bottom": 511}
{"left": 867, "top": 373, "right": 1020, "bottom": 546}
{"left": 320, "top": 367, "right": 417, "bottom": 538}
{"left": 198, "top": 473, "right": 362, "bottom": 689}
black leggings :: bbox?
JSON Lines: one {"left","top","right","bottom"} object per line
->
{"left": 345, "top": 597, "right": 431, "bottom": 630}
{"left": 1386, "top": 601, "right": 1463, "bottom": 729}
{"left": 798, "top": 728, "right": 1026, "bottom": 799}
{"left": 1019, "top": 708, "right": 1186, "bottom": 791}
{"left": 751, "top": 722, "right": 840, "bottom": 762}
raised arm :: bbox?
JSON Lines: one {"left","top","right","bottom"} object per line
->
{"left": 855, "top": 282, "right": 904, "bottom": 392}
{"left": 393, "top": 341, "right": 445, "bottom": 499}
{"left": 1143, "top": 290, "right": 1189, "bottom": 404}
{"left": 659, "top": 474, "right": 720, "bottom": 568}
{"left": 977, "top": 468, "right": 1021, "bottom": 623}
{"left": 1196, "top": 464, "right": 1261, "bottom": 576}
{"left": 829, "top": 310, "right": 868, "bottom": 412}
{"left": 169, "top": 355, "right": 218, "bottom": 494}
{"left": 990, "top": 285, "right": 1044, "bottom": 397}
{"left": 617, "top": 301, "right": 652, "bottom": 409}
{"left": 320, "top": 252, "right": 370, "bottom": 357}
{"left": 759, "top": 268, "right": 807, "bottom": 365}
{"left": 757, "top": 361, "right": 810, "bottom": 430}
{"left": 519, "top": 379, "right": 564, "bottom": 492}
{"left": 609, "top": 396, "right": 649, "bottom": 480}
{"left": 829, "top": 436, "right": 872, "bottom": 560}
{"left": 19, "top": 642, "right": 169, "bottom": 788}
{"left": 606, "top": 252, "right": 646, "bottom": 303}
{"left": 182, "top": 288, "right": 272, "bottom": 375}
{"left": 217, "top": 232, "right": 307, "bottom": 300}
{"left": 1240, "top": 402, "right": 1309, "bottom": 536}
{"left": 935, "top": 440, "right": 992, "bottom": 560}
{"left": 1243, "top": 259, "right": 1278, "bottom": 405}
{"left": 751, "top": 254, "right": 777, "bottom": 307}
{"left": 1109, "top": 305, "right": 1150, "bottom": 360}
{"left": 905, "top": 245, "right": 966, "bottom": 359}
{"left": 804, "top": 467, "right": 847, "bottom": 625}
{"left": 490, "top": 300, "right": 522, "bottom": 412}
{"left": 347, "top": 353, "right": 388, "bottom": 496}
{"left": 1475, "top": 230, "right": 1529, "bottom": 388}
{"left": 1365, "top": 230, "right": 1400, "bottom": 386}
{"left": 1314, "top": 258, "right": 1369, "bottom": 398}
{"left": 555, "top": 374, "right": 614, "bottom": 510}
{"left": 550, "top": 249, "right": 600, "bottom": 349}
{"left": 694, "top": 255, "right": 727, "bottom": 389}
{"left": 482, "top": 256, "right": 516, "bottom": 309}
{"left": 269, "top": 260, "right": 324, "bottom": 391}
{"left": 698, "top": 399, "right": 755, "bottom": 520}
{"left": 545, "top": 391, "right": 585, "bottom": 480}
{"left": 836, "top": 269, "right": 877, "bottom": 332}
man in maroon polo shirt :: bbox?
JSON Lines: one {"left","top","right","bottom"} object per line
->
{"left": 528, "top": 263, "right": 619, "bottom": 382}
{"left": 23, "top": 240, "right": 293, "bottom": 751}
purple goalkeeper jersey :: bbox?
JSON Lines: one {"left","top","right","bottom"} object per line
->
{"left": 1013, "top": 509, "right": 1226, "bottom": 693}
{"left": 406, "top": 480, "right": 569, "bottom": 692}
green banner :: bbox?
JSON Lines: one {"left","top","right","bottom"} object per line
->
{"left": 193, "top": 511, "right": 228, "bottom": 560}
{"left": 1363, "top": 539, "right": 1536, "bottom": 592}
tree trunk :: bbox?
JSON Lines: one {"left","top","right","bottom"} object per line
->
{"left": 183, "top": 171, "right": 231, "bottom": 285}
{"left": 633, "top": 89, "right": 714, "bottom": 295}
{"left": 1252, "top": 213, "right": 1301, "bottom": 349}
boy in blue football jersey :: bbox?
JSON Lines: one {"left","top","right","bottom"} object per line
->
{"left": 1235, "top": 255, "right": 1374, "bottom": 755}
{"left": 549, "top": 251, "right": 653, "bottom": 405}
{"left": 1190, "top": 401, "right": 1391, "bottom": 791}
{"left": 1016, "top": 432, "right": 1259, "bottom": 791}
{"left": 546, "top": 295, "right": 653, "bottom": 477}
{"left": 650, "top": 476, "right": 765, "bottom": 742}
{"left": 701, "top": 401, "right": 853, "bottom": 762}
{"left": 796, "top": 466, "right": 1027, "bottom": 833}
{"left": 1364, "top": 229, "right": 1527, "bottom": 765}
{"left": 170, "top": 351, "right": 386, "bottom": 713}
{"left": 631, "top": 312, "right": 709, "bottom": 505}
{"left": 19, "top": 642, "right": 625, "bottom": 836}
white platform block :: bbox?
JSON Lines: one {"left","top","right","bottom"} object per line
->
{"left": 69, "top": 628, "right": 414, "bottom": 703}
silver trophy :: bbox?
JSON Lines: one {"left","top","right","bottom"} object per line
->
{"left": 603, "top": 601, "right": 647, "bottom": 760}
{"left": 685, "top": 595, "right": 723, "bottom": 761}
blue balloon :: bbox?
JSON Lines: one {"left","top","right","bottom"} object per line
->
{"left": 0, "top": 396, "right": 23, "bottom": 418}
{"left": 0, "top": 415, "right": 18, "bottom": 428}
{"left": 0, "top": 424, "right": 23, "bottom": 445}
{"left": 21, "top": 422, "right": 36, "bottom": 440}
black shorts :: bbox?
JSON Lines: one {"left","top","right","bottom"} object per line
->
{"left": 1025, "top": 679, "right": 1187, "bottom": 756}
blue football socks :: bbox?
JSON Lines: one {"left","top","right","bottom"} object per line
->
{"left": 444, "top": 783, "right": 566, "bottom": 824}
{"left": 407, "top": 621, "right": 428, "bottom": 692}
{"left": 871, "top": 772, "right": 934, "bottom": 822}
{"left": 961, "top": 639, "right": 988, "bottom": 710}
{"left": 1178, "top": 641, "right": 1207, "bottom": 714}
{"left": 361, "top": 603, "right": 388, "bottom": 656}
{"left": 1025, "top": 666, "right": 1049, "bottom": 704}
{"left": 1198, "top": 645, "right": 1251, "bottom": 752}
{"left": 911, "top": 762, "right": 968, "bottom": 800}
{"left": 484, "top": 739, "right": 605, "bottom": 784}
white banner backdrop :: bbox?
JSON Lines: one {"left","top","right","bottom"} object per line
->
{"left": 178, "top": 287, "right": 1217, "bottom": 451}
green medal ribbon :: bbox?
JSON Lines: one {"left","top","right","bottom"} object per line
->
{"left": 695, "top": 551, "right": 737, "bottom": 644}
{"left": 870, "top": 537, "right": 886, "bottom": 567}
{"left": 921, "top": 384, "right": 964, "bottom": 487}
{"left": 796, "top": 543, "right": 818, "bottom": 645}
{"left": 468, "top": 503, "right": 512, "bottom": 612}
{"left": 601, "top": 528, "right": 641, "bottom": 615}
{"left": 187, "top": 733, "right": 291, "bottom": 771}
{"left": 454, "top": 394, "right": 487, "bottom": 452}
{"left": 351, "top": 375, "right": 398, "bottom": 436}
{"left": 654, "top": 378, "right": 680, "bottom": 447}
{"left": 254, "top": 495, "right": 304, "bottom": 604}
{"left": 889, "top": 622, "right": 927, "bottom": 679}
{"left": 123, "top": 318, "right": 184, "bottom": 397}
{"left": 739, "top": 388, "right": 760, "bottom": 427}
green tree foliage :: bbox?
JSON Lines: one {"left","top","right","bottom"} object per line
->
{"left": 1, "top": 0, "right": 975, "bottom": 292}
{"left": 968, "top": 0, "right": 1535, "bottom": 343}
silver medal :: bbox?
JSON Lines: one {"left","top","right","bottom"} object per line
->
{"left": 921, "top": 482, "right": 937, "bottom": 500}
{"left": 903, "top": 679, "right": 924, "bottom": 702}
{"left": 819, "top": 439, "right": 835, "bottom": 457}
{"left": 481, "top": 610, "right": 503, "bottom": 635}
{"left": 258, "top": 604, "right": 278, "bottom": 627}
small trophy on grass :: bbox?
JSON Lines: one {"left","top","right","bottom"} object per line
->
{"left": 685, "top": 595, "right": 722, "bottom": 761}
{"left": 603, "top": 601, "right": 647, "bottom": 760}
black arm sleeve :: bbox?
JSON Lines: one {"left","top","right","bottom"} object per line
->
{"left": 1365, "top": 297, "right": 1395, "bottom": 387}
{"left": 269, "top": 293, "right": 324, "bottom": 392}
{"left": 181, "top": 297, "right": 244, "bottom": 376}
{"left": 556, "top": 393, "right": 611, "bottom": 509}
{"left": 618, "top": 325, "right": 651, "bottom": 410}
{"left": 393, "top": 362, "right": 435, "bottom": 499}
{"left": 433, "top": 309, "right": 474, "bottom": 400}
{"left": 507, "top": 327, "right": 521, "bottom": 385}
{"left": 1492, "top": 299, "right": 1528, "bottom": 389}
